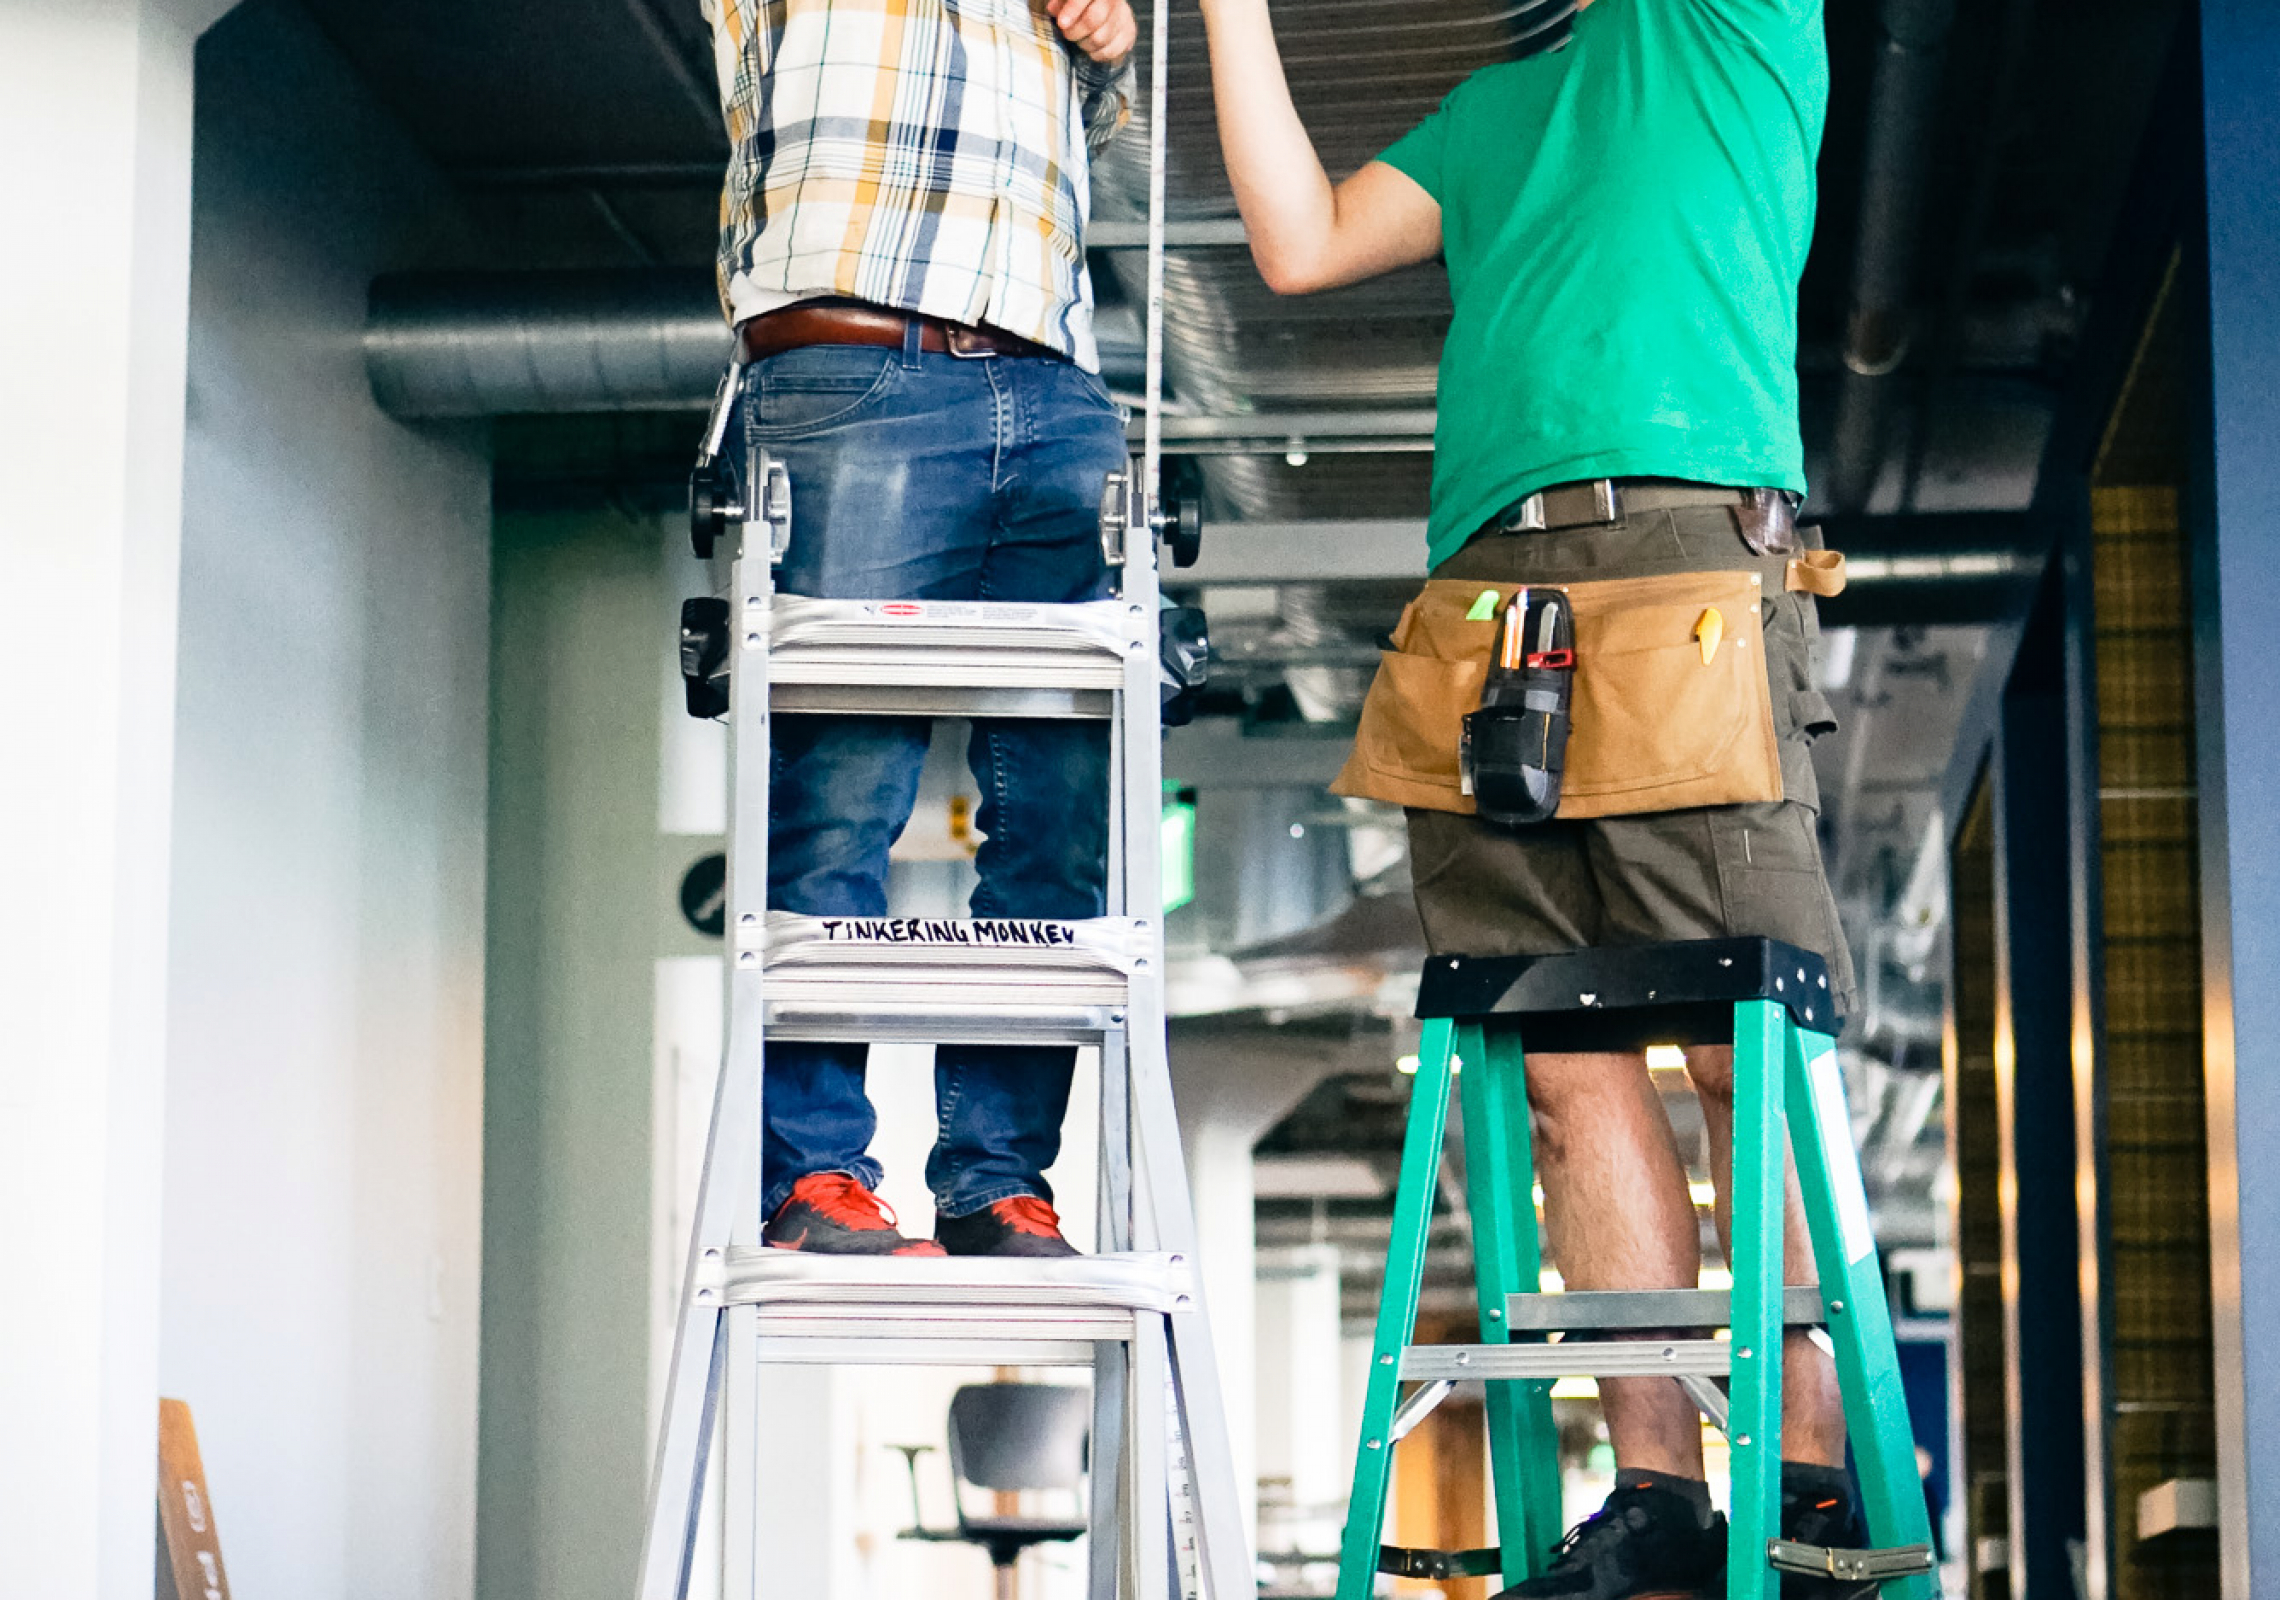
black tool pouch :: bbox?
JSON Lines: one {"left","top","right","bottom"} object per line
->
{"left": 1461, "top": 590, "right": 1574, "bottom": 827}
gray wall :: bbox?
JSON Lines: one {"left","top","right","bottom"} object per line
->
{"left": 481, "top": 510, "right": 677, "bottom": 1600}
{"left": 162, "top": 3, "right": 490, "bottom": 1594}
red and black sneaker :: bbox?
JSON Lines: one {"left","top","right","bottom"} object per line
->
{"left": 763, "top": 1173, "right": 946, "bottom": 1256}
{"left": 935, "top": 1195, "right": 1080, "bottom": 1258}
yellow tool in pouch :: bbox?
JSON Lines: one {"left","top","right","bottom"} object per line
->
{"left": 1332, "top": 567, "right": 1790, "bottom": 819}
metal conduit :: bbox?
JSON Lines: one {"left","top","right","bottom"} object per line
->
{"left": 1825, "top": 0, "right": 1960, "bottom": 511}
{"left": 365, "top": 269, "right": 728, "bottom": 418}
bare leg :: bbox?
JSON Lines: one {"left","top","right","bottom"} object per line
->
{"left": 1524, "top": 1050, "right": 1709, "bottom": 1477}
{"left": 1684, "top": 1045, "right": 1847, "bottom": 1467}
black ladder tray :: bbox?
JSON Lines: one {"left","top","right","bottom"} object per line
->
{"left": 1413, "top": 937, "right": 1838, "bottom": 1052}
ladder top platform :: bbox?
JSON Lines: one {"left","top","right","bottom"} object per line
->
{"left": 1413, "top": 936, "right": 1838, "bottom": 1049}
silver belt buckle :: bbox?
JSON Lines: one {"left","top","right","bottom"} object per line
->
{"left": 944, "top": 323, "right": 999, "bottom": 359}
{"left": 1513, "top": 479, "right": 1623, "bottom": 532}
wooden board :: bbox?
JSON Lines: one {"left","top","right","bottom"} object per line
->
{"left": 157, "top": 1399, "right": 232, "bottom": 1600}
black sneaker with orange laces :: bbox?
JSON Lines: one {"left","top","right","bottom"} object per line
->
{"left": 763, "top": 1173, "right": 946, "bottom": 1255}
{"left": 935, "top": 1195, "right": 1080, "bottom": 1258}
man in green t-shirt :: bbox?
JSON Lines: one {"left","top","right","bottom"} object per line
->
{"left": 1200, "top": 3, "right": 1871, "bottom": 1597}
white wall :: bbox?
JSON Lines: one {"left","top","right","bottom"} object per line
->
{"left": 1, "top": 1, "right": 231, "bottom": 1593}
{"left": 159, "top": 4, "right": 490, "bottom": 1595}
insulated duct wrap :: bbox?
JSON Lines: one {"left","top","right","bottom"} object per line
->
{"left": 366, "top": 268, "right": 728, "bottom": 417}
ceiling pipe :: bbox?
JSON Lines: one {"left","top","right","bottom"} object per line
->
{"left": 1825, "top": 0, "right": 1960, "bottom": 512}
{"left": 365, "top": 269, "right": 729, "bottom": 418}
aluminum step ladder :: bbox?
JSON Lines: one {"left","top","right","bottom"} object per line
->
{"left": 637, "top": 454, "right": 1250, "bottom": 1600}
{"left": 1336, "top": 938, "right": 1940, "bottom": 1600}
{"left": 633, "top": 5, "right": 1246, "bottom": 1591}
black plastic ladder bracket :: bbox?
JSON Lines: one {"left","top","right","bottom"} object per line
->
{"left": 1376, "top": 1545, "right": 1505, "bottom": 1580}
{"left": 1766, "top": 1539, "right": 1937, "bottom": 1583}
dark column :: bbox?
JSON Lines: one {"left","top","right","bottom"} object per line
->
{"left": 1991, "top": 579, "right": 2088, "bottom": 1599}
{"left": 2193, "top": 6, "right": 2280, "bottom": 1595}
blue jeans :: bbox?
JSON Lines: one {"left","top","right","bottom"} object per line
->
{"left": 743, "top": 325, "right": 1126, "bottom": 1221}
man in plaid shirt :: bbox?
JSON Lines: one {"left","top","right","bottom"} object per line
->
{"left": 702, "top": 0, "right": 1139, "bottom": 1259}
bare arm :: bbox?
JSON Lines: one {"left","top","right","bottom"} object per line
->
{"left": 1197, "top": 0, "right": 1443, "bottom": 294}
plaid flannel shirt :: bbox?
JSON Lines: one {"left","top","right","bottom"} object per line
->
{"left": 704, "top": 0, "right": 1134, "bottom": 370}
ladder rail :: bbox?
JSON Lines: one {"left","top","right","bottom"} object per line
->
{"left": 636, "top": 0, "right": 1263, "bottom": 1588}
{"left": 714, "top": 484, "right": 784, "bottom": 1600}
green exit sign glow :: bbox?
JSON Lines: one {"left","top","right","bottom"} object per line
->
{"left": 1162, "top": 788, "right": 1197, "bottom": 912}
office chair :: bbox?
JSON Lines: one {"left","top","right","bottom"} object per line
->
{"left": 890, "top": 1383, "right": 1092, "bottom": 1600}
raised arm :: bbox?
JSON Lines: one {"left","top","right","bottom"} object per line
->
{"left": 1197, "top": 0, "right": 1443, "bottom": 295}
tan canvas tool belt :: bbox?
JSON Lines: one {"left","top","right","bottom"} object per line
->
{"left": 1332, "top": 553, "right": 1847, "bottom": 819}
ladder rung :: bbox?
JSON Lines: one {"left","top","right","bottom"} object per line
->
{"left": 760, "top": 1002, "right": 1126, "bottom": 1047}
{"left": 771, "top": 682, "right": 1114, "bottom": 718}
{"left": 753, "top": 1335, "right": 1106, "bottom": 1367}
{"left": 710, "top": 1252, "right": 1194, "bottom": 1365}
{"left": 712, "top": 1248, "right": 1194, "bottom": 1312}
{"left": 749, "top": 910, "right": 1149, "bottom": 973}
{"left": 747, "top": 913, "right": 1150, "bottom": 1041}
{"left": 1502, "top": 1285, "right": 1827, "bottom": 1332}
{"left": 1400, "top": 1339, "right": 1732, "bottom": 1380}
{"left": 761, "top": 596, "right": 1141, "bottom": 701}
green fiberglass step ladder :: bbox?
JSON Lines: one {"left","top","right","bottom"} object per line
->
{"left": 1337, "top": 938, "right": 1939, "bottom": 1600}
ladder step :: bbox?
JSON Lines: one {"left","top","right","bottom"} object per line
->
{"left": 707, "top": 1250, "right": 1196, "bottom": 1368}
{"left": 1400, "top": 1339, "right": 1732, "bottom": 1380}
{"left": 1503, "top": 1285, "right": 1827, "bottom": 1332}
{"left": 747, "top": 912, "right": 1151, "bottom": 1043}
{"left": 762, "top": 596, "right": 1142, "bottom": 717}
{"left": 713, "top": 1248, "right": 1194, "bottom": 1311}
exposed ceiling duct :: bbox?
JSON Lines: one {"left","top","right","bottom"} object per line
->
{"left": 1825, "top": 0, "right": 1960, "bottom": 511}
{"left": 366, "top": 268, "right": 728, "bottom": 417}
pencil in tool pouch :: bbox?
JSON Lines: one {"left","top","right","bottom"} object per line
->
{"left": 1460, "top": 587, "right": 1575, "bottom": 826}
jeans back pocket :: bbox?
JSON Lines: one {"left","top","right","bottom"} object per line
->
{"left": 749, "top": 344, "right": 898, "bottom": 434}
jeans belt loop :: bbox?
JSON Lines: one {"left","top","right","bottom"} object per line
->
{"left": 899, "top": 314, "right": 925, "bottom": 369}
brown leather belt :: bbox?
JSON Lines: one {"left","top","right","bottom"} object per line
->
{"left": 737, "top": 301, "right": 1061, "bottom": 364}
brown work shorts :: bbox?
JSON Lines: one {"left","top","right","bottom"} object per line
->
{"left": 1403, "top": 496, "right": 1859, "bottom": 1019}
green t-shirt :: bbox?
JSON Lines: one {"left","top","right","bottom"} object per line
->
{"left": 1379, "top": 0, "right": 1827, "bottom": 568}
